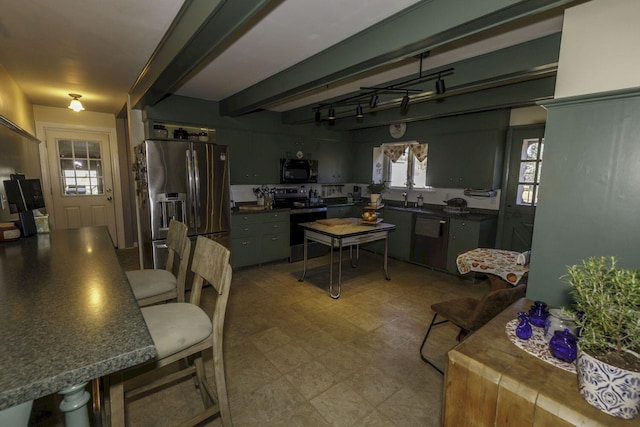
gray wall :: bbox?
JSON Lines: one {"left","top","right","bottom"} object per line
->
{"left": 528, "top": 88, "right": 640, "bottom": 306}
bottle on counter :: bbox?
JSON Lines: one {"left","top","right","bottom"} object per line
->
{"left": 417, "top": 194, "right": 424, "bottom": 207}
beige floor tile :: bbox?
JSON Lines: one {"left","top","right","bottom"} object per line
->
{"left": 265, "top": 342, "right": 314, "bottom": 374}
{"left": 345, "top": 366, "right": 403, "bottom": 406}
{"left": 377, "top": 386, "right": 439, "bottom": 427}
{"left": 284, "top": 360, "right": 341, "bottom": 400}
{"left": 249, "top": 326, "right": 292, "bottom": 353}
{"left": 310, "top": 382, "right": 375, "bottom": 426}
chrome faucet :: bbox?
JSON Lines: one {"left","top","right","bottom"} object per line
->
{"left": 402, "top": 191, "right": 408, "bottom": 208}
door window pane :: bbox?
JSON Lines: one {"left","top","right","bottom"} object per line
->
{"left": 516, "top": 137, "right": 544, "bottom": 206}
{"left": 59, "top": 139, "right": 104, "bottom": 196}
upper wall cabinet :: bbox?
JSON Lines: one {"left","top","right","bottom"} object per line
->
{"left": 225, "top": 130, "right": 281, "bottom": 184}
{"left": 426, "top": 130, "right": 504, "bottom": 189}
{"left": 316, "top": 141, "right": 353, "bottom": 183}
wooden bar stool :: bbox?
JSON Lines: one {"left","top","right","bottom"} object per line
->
{"left": 126, "top": 219, "right": 190, "bottom": 306}
{"left": 109, "top": 236, "right": 233, "bottom": 426}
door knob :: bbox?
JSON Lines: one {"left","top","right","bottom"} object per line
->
{"left": 107, "top": 196, "right": 113, "bottom": 201}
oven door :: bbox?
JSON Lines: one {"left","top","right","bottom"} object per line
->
{"left": 289, "top": 207, "right": 327, "bottom": 261}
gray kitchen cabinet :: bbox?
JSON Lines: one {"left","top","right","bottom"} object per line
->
{"left": 231, "top": 211, "right": 290, "bottom": 268}
{"left": 228, "top": 131, "right": 280, "bottom": 184}
{"left": 427, "top": 130, "right": 503, "bottom": 189}
{"left": 365, "top": 208, "right": 412, "bottom": 259}
{"left": 383, "top": 208, "right": 413, "bottom": 261}
{"left": 446, "top": 217, "right": 497, "bottom": 274}
{"left": 316, "top": 141, "right": 352, "bottom": 183}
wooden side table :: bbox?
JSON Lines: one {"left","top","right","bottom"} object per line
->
{"left": 443, "top": 298, "right": 636, "bottom": 426}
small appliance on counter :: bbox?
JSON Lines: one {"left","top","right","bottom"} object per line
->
{"left": 443, "top": 197, "right": 470, "bottom": 214}
{"left": 352, "top": 185, "right": 362, "bottom": 201}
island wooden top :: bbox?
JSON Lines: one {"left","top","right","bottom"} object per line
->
{"left": 444, "top": 298, "right": 636, "bottom": 426}
{"left": 299, "top": 218, "right": 395, "bottom": 238}
{"left": 0, "top": 227, "right": 156, "bottom": 410}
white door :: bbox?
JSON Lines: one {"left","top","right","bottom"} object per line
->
{"left": 45, "top": 128, "right": 118, "bottom": 245}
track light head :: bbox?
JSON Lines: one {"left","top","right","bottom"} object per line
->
{"left": 315, "top": 110, "right": 321, "bottom": 122}
{"left": 328, "top": 107, "right": 335, "bottom": 120}
{"left": 356, "top": 104, "right": 363, "bottom": 118}
{"left": 400, "top": 92, "right": 410, "bottom": 111}
{"left": 369, "top": 94, "right": 379, "bottom": 108}
{"left": 435, "top": 78, "right": 446, "bottom": 95}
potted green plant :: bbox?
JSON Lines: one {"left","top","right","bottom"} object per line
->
{"left": 366, "top": 181, "right": 386, "bottom": 206}
{"left": 564, "top": 256, "right": 640, "bottom": 419}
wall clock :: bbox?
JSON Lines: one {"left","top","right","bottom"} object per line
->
{"left": 389, "top": 123, "right": 407, "bottom": 139}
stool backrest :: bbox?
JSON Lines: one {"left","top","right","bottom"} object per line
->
{"left": 469, "top": 284, "right": 527, "bottom": 331}
{"left": 189, "top": 236, "right": 231, "bottom": 306}
{"left": 165, "top": 219, "right": 190, "bottom": 302}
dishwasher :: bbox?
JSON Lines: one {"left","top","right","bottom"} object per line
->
{"left": 410, "top": 214, "right": 449, "bottom": 271}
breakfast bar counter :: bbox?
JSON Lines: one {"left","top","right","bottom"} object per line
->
{"left": 444, "top": 298, "right": 635, "bottom": 426}
{"left": 0, "top": 227, "right": 156, "bottom": 425}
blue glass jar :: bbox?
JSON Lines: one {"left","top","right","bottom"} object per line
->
{"left": 549, "top": 328, "right": 578, "bottom": 363}
{"left": 515, "top": 311, "right": 533, "bottom": 340}
{"left": 529, "top": 300, "right": 549, "bottom": 328}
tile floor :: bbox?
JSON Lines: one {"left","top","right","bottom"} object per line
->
{"left": 30, "top": 248, "right": 491, "bottom": 426}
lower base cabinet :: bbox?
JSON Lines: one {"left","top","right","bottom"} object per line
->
{"left": 446, "top": 217, "right": 497, "bottom": 274}
{"left": 231, "top": 211, "right": 290, "bottom": 268}
{"left": 366, "top": 208, "right": 412, "bottom": 260}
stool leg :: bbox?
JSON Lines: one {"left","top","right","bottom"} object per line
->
{"left": 419, "top": 313, "right": 448, "bottom": 374}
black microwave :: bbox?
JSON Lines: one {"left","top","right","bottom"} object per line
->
{"left": 280, "top": 158, "right": 318, "bottom": 183}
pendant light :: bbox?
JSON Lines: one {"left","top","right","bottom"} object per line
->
{"left": 68, "top": 94, "right": 85, "bottom": 112}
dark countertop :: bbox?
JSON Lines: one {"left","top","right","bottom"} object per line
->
{"left": 231, "top": 206, "right": 290, "bottom": 215}
{"left": 384, "top": 202, "right": 498, "bottom": 221}
{"left": 0, "top": 227, "right": 156, "bottom": 410}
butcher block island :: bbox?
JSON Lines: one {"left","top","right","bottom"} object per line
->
{"left": 298, "top": 218, "right": 395, "bottom": 298}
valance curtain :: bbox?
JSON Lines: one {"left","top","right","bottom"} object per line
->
{"left": 382, "top": 142, "right": 428, "bottom": 163}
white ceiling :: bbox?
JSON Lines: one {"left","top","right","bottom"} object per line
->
{"left": 0, "top": 0, "right": 566, "bottom": 116}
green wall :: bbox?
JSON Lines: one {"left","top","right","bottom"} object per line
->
{"left": 349, "top": 109, "right": 510, "bottom": 186}
{"left": 528, "top": 88, "right": 640, "bottom": 306}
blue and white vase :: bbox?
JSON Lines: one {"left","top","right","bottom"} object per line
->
{"left": 576, "top": 349, "right": 640, "bottom": 420}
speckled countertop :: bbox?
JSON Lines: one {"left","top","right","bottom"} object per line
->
{"left": 0, "top": 227, "right": 156, "bottom": 410}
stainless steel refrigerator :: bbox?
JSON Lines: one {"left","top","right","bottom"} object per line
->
{"left": 134, "top": 139, "right": 230, "bottom": 275}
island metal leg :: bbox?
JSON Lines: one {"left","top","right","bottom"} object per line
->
{"left": 329, "top": 237, "right": 342, "bottom": 299}
{"left": 349, "top": 244, "right": 360, "bottom": 268}
{"left": 298, "top": 231, "right": 308, "bottom": 282}
{"left": 384, "top": 235, "right": 391, "bottom": 280}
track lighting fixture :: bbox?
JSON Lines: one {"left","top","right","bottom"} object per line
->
{"left": 311, "top": 53, "right": 454, "bottom": 122}
{"left": 435, "top": 76, "right": 446, "bottom": 95}
{"left": 400, "top": 92, "right": 410, "bottom": 110}
{"left": 68, "top": 94, "right": 84, "bottom": 112}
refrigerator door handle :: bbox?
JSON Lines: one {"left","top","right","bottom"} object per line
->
{"left": 186, "top": 150, "right": 195, "bottom": 228}
{"left": 193, "top": 150, "right": 201, "bottom": 228}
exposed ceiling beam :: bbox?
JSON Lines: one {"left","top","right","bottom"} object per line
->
{"left": 282, "top": 33, "right": 562, "bottom": 125}
{"left": 128, "top": 0, "right": 277, "bottom": 110}
{"left": 219, "top": 0, "right": 575, "bottom": 117}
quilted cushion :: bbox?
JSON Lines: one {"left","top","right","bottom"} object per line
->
{"left": 126, "top": 269, "right": 176, "bottom": 299}
{"left": 142, "top": 303, "right": 212, "bottom": 359}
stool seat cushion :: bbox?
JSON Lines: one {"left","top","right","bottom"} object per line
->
{"left": 127, "top": 269, "right": 176, "bottom": 299}
{"left": 142, "top": 303, "right": 212, "bottom": 359}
